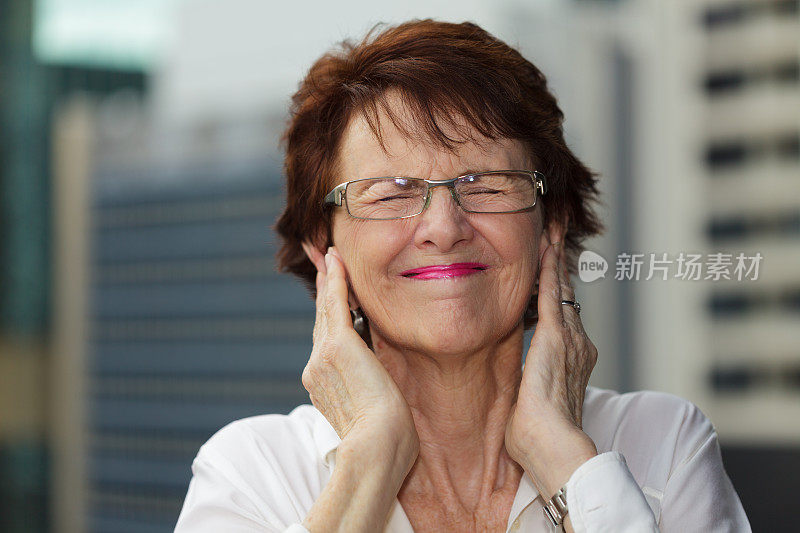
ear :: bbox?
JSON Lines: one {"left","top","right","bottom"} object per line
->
{"left": 301, "top": 224, "right": 330, "bottom": 273}
{"left": 545, "top": 213, "right": 570, "bottom": 244}
{"left": 301, "top": 240, "right": 327, "bottom": 274}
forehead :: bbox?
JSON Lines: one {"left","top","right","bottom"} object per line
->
{"left": 336, "top": 100, "right": 531, "bottom": 184}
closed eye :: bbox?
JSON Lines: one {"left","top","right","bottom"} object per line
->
{"left": 463, "top": 189, "right": 502, "bottom": 195}
{"left": 376, "top": 195, "right": 416, "bottom": 202}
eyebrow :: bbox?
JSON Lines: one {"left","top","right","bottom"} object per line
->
{"left": 457, "top": 168, "right": 484, "bottom": 177}
{"left": 368, "top": 168, "right": 487, "bottom": 179}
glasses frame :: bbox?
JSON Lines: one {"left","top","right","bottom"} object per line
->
{"left": 323, "top": 170, "right": 548, "bottom": 220}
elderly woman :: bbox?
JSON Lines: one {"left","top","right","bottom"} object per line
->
{"left": 175, "top": 19, "right": 750, "bottom": 532}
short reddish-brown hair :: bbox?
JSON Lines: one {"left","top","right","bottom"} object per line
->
{"left": 274, "top": 18, "right": 605, "bottom": 326}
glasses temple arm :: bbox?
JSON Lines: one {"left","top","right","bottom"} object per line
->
{"left": 534, "top": 171, "right": 548, "bottom": 195}
{"left": 324, "top": 185, "right": 344, "bottom": 206}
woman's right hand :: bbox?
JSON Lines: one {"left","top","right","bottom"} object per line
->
{"left": 300, "top": 243, "right": 419, "bottom": 466}
{"left": 298, "top": 244, "right": 418, "bottom": 532}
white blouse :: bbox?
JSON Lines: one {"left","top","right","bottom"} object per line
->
{"left": 174, "top": 385, "right": 751, "bottom": 532}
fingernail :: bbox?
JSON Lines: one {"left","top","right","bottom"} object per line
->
{"left": 325, "top": 252, "right": 331, "bottom": 269}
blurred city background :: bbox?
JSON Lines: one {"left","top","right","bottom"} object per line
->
{"left": 1, "top": 0, "right": 798, "bottom": 531}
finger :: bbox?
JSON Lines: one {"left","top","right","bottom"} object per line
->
{"left": 555, "top": 243, "right": 588, "bottom": 337}
{"left": 549, "top": 226, "right": 578, "bottom": 315}
{"left": 315, "top": 270, "right": 324, "bottom": 307}
{"left": 551, "top": 233, "right": 581, "bottom": 327}
{"left": 536, "top": 240, "right": 564, "bottom": 329}
{"left": 556, "top": 240, "right": 576, "bottom": 303}
{"left": 324, "top": 248, "right": 354, "bottom": 331}
{"left": 562, "top": 245, "right": 573, "bottom": 285}
{"left": 329, "top": 247, "right": 362, "bottom": 311}
{"left": 312, "top": 269, "right": 329, "bottom": 344}
{"left": 537, "top": 227, "right": 550, "bottom": 267}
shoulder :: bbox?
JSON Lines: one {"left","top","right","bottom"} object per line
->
{"left": 193, "top": 404, "right": 335, "bottom": 500}
{"left": 582, "top": 385, "right": 717, "bottom": 482}
{"left": 584, "top": 385, "right": 714, "bottom": 435}
{"left": 198, "top": 404, "right": 321, "bottom": 461}
{"left": 178, "top": 406, "right": 334, "bottom": 528}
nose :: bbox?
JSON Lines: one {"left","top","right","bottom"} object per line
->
{"left": 412, "top": 183, "right": 474, "bottom": 252}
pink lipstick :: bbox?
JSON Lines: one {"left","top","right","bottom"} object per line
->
{"left": 400, "top": 262, "right": 488, "bottom": 280}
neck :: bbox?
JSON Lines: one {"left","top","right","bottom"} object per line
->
{"left": 370, "top": 322, "right": 526, "bottom": 511}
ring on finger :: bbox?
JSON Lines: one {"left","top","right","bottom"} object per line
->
{"left": 561, "top": 300, "right": 581, "bottom": 314}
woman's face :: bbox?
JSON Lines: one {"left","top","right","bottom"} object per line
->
{"left": 331, "top": 106, "right": 545, "bottom": 356}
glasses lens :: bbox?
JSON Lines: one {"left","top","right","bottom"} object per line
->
{"left": 455, "top": 172, "right": 536, "bottom": 213}
{"left": 345, "top": 178, "right": 427, "bottom": 219}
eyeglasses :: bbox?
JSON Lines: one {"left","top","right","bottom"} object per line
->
{"left": 323, "top": 170, "right": 547, "bottom": 220}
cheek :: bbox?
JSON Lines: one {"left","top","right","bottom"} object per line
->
{"left": 334, "top": 220, "right": 410, "bottom": 296}
{"left": 487, "top": 219, "right": 541, "bottom": 300}
{"left": 517, "top": 215, "right": 543, "bottom": 269}
{"left": 483, "top": 215, "right": 539, "bottom": 263}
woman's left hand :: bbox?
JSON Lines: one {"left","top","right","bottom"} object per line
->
{"left": 505, "top": 223, "right": 600, "bottom": 502}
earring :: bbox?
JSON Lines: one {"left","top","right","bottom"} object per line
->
{"left": 350, "top": 307, "right": 367, "bottom": 337}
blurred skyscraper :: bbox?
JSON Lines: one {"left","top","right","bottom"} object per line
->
{"left": 31, "top": 0, "right": 800, "bottom": 532}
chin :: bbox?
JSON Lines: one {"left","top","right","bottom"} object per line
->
{"left": 370, "top": 318, "right": 479, "bottom": 356}
{"left": 369, "top": 299, "right": 521, "bottom": 355}
{"left": 414, "top": 324, "right": 493, "bottom": 357}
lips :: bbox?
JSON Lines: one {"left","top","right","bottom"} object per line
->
{"left": 400, "top": 262, "right": 489, "bottom": 279}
